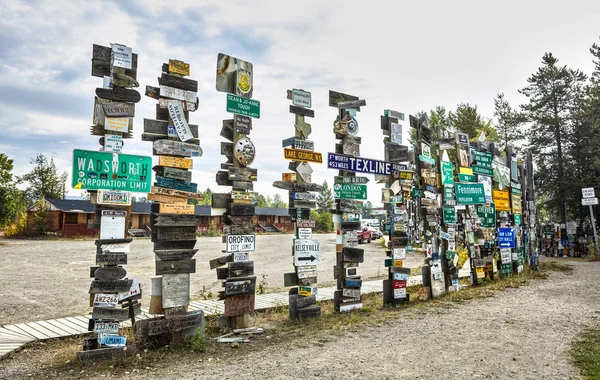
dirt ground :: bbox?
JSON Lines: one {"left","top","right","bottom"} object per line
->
{"left": 0, "top": 259, "right": 597, "bottom": 379}
{"left": 0, "top": 234, "right": 424, "bottom": 325}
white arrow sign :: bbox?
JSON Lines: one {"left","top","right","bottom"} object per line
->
{"left": 582, "top": 197, "right": 598, "bottom": 206}
{"left": 294, "top": 239, "right": 321, "bottom": 266}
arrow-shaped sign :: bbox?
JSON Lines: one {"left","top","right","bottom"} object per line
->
{"left": 297, "top": 255, "right": 317, "bottom": 262}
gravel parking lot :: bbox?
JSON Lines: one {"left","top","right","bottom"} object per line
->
{"left": 0, "top": 234, "right": 424, "bottom": 325}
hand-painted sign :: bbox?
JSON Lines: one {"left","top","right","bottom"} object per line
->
{"left": 441, "top": 161, "right": 454, "bottom": 185}
{"left": 227, "top": 93, "right": 260, "bottom": 118}
{"left": 477, "top": 204, "right": 496, "bottom": 228}
{"left": 105, "top": 117, "right": 130, "bottom": 133}
{"left": 226, "top": 234, "right": 256, "bottom": 253}
{"left": 104, "top": 134, "right": 123, "bottom": 153}
{"left": 298, "top": 228, "right": 312, "bottom": 239}
{"left": 333, "top": 183, "right": 367, "bottom": 200}
{"left": 292, "top": 89, "right": 311, "bottom": 108}
{"left": 327, "top": 153, "right": 406, "bottom": 175}
{"left": 511, "top": 193, "right": 522, "bottom": 214}
{"left": 73, "top": 150, "right": 151, "bottom": 192}
{"left": 169, "top": 59, "right": 190, "bottom": 76}
{"left": 158, "top": 155, "right": 193, "bottom": 169}
{"left": 454, "top": 183, "right": 486, "bottom": 205}
{"left": 498, "top": 228, "right": 515, "bottom": 248}
{"left": 284, "top": 148, "right": 323, "bottom": 163}
{"left": 294, "top": 239, "right": 321, "bottom": 266}
{"left": 167, "top": 100, "right": 194, "bottom": 142}
{"left": 160, "top": 85, "right": 197, "bottom": 103}
{"left": 110, "top": 43, "right": 132, "bottom": 69}
{"left": 493, "top": 189, "right": 511, "bottom": 211}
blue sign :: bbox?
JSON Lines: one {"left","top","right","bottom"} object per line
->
{"left": 498, "top": 228, "right": 515, "bottom": 248}
{"left": 327, "top": 153, "right": 406, "bottom": 175}
{"left": 100, "top": 334, "right": 127, "bottom": 347}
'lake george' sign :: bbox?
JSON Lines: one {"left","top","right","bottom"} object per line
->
{"left": 72, "top": 150, "right": 152, "bottom": 192}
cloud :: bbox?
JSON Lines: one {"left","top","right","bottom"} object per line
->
{"left": 2, "top": 0, "right": 600, "bottom": 205}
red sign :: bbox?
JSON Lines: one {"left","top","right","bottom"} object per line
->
{"left": 393, "top": 280, "right": 407, "bottom": 289}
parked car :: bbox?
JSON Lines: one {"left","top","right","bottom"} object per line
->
{"left": 371, "top": 228, "right": 383, "bottom": 240}
{"left": 357, "top": 227, "right": 372, "bottom": 244}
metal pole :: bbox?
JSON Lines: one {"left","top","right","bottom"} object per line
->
{"left": 590, "top": 205, "right": 600, "bottom": 254}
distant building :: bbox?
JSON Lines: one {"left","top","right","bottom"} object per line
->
{"left": 27, "top": 199, "right": 291, "bottom": 238}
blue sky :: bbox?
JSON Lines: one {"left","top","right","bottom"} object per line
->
{"left": 1, "top": 0, "right": 600, "bottom": 205}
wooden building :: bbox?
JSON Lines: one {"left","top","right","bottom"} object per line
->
{"left": 27, "top": 199, "right": 291, "bottom": 237}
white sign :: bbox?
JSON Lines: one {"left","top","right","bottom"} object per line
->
{"left": 167, "top": 100, "right": 194, "bottom": 142}
{"left": 297, "top": 265, "right": 317, "bottom": 279}
{"left": 478, "top": 175, "right": 493, "bottom": 204}
{"left": 390, "top": 122, "right": 402, "bottom": 144}
{"left": 422, "top": 143, "right": 431, "bottom": 158}
{"left": 234, "top": 252, "right": 249, "bottom": 262}
{"left": 292, "top": 89, "right": 312, "bottom": 108}
{"left": 582, "top": 197, "right": 599, "bottom": 206}
{"left": 392, "top": 247, "right": 406, "bottom": 260}
{"left": 93, "top": 321, "right": 119, "bottom": 334}
{"left": 104, "top": 134, "right": 123, "bottom": 153}
{"left": 118, "top": 278, "right": 140, "bottom": 301}
{"left": 93, "top": 293, "right": 119, "bottom": 307}
{"left": 226, "top": 234, "right": 256, "bottom": 253}
{"left": 100, "top": 215, "right": 125, "bottom": 240}
{"left": 393, "top": 288, "right": 407, "bottom": 299}
{"left": 293, "top": 192, "right": 317, "bottom": 201}
{"left": 160, "top": 85, "right": 197, "bottom": 103}
{"left": 100, "top": 243, "right": 130, "bottom": 253}
{"left": 294, "top": 239, "right": 321, "bottom": 266}
{"left": 110, "top": 43, "right": 133, "bottom": 69}
{"left": 296, "top": 162, "right": 313, "bottom": 183}
{"left": 298, "top": 228, "right": 312, "bottom": 239}
{"left": 104, "top": 117, "right": 129, "bottom": 133}
{"left": 97, "top": 190, "right": 131, "bottom": 206}
{"left": 385, "top": 109, "right": 405, "bottom": 121}
{"left": 500, "top": 248, "right": 512, "bottom": 264}
{"left": 582, "top": 188, "right": 595, "bottom": 199}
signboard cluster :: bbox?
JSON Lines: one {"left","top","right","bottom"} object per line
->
{"left": 136, "top": 58, "right": 204, "bottom": 346}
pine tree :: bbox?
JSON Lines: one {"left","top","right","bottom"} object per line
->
{"left": 493, "top": 93, "right": 526, "bottom": 150}
{"left": 316, "top": 180, "right": 334, "bottom": 213}
{"left": 519, "top": 52, "right": 584, "bottom": 223}
{"left": 18, "top": 154, "right": 67, "bottom": 205}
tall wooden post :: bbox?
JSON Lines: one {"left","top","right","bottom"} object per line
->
{"left": 212, "top": 53, "right": 259, "bottom": 329}
{"left": 380, "top": 109, "right": 413, "bottom": 304}
{"left": 276, "top": 89, "right": 322, "bottom": 319}
{"left": 135, "top": 59, "right": 204, "bottom": 347}
{"left": 77, "top": 43, "right": 145, "bottom": 362}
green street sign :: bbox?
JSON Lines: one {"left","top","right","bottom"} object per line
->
{"left": 443, "top": 184, "right": 455, "bottom": 200}
{"left": 443, "top": 206, "right": 456, "bottom": 224}
{"left": 472, "top": 166, "right": 494, "bottom": 176}
{"left": 477, "top": 203, "right": 496, "bottom": 228}
{"left": 412, "top": 188, "right": 423, "bottom": 198}
{"left": 473, "top": 150, "right": 492, "bottom": 168}
{"left": 514, "top": 213, "right": 521, "bottom": 225}
{"left": 72, "top": 149, "right": 152, "bottom": 192}
{"left": 455, "top": 183, "right": 486, "bottom": 205}
{"left": 333, "top": 183, "right": 367, "bottom": 200}
{"left": 458, "top": 173, "right": 476, "bottom": 182}
{"left": 418, "top": 154, "right": 436, "bottom": 165}
{"left": 441, "top": 161, "right": 454, "bottom": 185}
{"left": 226, "top": 93, "right": 260, "bottom": 118}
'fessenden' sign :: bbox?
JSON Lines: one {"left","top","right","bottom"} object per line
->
{"left": 327, "top": 153, "right": 406, "bottom": 175}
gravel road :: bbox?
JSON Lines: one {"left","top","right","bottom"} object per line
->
{"left": 0, "top": 234, "right": 420, "bottom": 325}
{"left": 123, "top": 259, "right": 598, "bottom": 380}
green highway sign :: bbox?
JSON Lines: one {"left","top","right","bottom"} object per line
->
{"left": 333, "top": 183, "right": 367, "bottom": 200}
{"left": 441, "top": 161, "right": 454, "bottom": 185}
{"left": 472, "top": 150, "right": 492, "bottom": 168}
{"left": 72, "top": 149, "right": 152, "bottom": 192}
{"left": 418, "top": 154, "right": 436, "bottom": 165}
{"left": 226, "top": 93, "right": 260, "bottom": 118}
{"left": 514, "top": 213, "right": 521, "bottom": 225}
{"left": 443, "top": 184, "right": 455, "bottom": 200}
{"left": 443, "top": 206, "right": 456, "bottom": 224}
{"left": 477, "top": 203, "right": 496, "bottom": 228}
{"left": 458, "top": 173, "right": 476, "bottom": 182}
{"left": 455, "top": 183, "right": 486, "bottom": 205}
{"left": 472, "top": 166, "right": 494, "bottom": 176}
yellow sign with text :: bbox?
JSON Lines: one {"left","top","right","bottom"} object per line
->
{"left": 284, "top": 148, "right": 323, "bottom": 163}
{"left": 493, "top": 189, "right": 511, "bottom": 211}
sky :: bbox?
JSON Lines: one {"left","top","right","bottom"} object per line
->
{"left": 1, "top": 0, "right": 600, "bottom": 206}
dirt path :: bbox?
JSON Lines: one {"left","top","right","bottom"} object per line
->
{"left": 118, "top": 259, "right": 598, "bottom": 380}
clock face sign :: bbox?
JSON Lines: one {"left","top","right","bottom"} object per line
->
{"left": 235, "top": 137, "right": 256, "bottom": 166}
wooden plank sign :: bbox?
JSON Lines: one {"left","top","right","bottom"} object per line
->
{"left": 94, "top": 267, "right": 127, "bottom": 281}
{"left": 229, "top": 167, "right": 257, "bottom": 182}
{"left": 162, "top": 273, "right": 190, "bottom": 309}
{"left": 102, "top": 102, "right": 135, "bottom": 117}
{"left": 156, "top": 226, "right": 196, "bottom": 241}
{"left": 96, "top": 253, "right": 127, "bottom": 266}
{"left": 158, "top": 155, "right": 193, "bottom": 169}
{"left": 289, "top": 105, "right": 315, "bottom": 118}
{"left": 155, "top": 177, "right": 198, "bottom": 193}
{"left": 224, "top": 294, "right": 255, "bottom": 317}
{"left": 154, "top": 214, "right": 197, "bottom": 227}
{"left": 158, "top": 97, "right": 196, "bottom": 112}
{"left": 154, "top": 166, "right": 192, "bottom": 182}
{"left": 155, "top": 259, "right": 196, "bottom": 275}
{"left": 232, "top": 191, "right": 254, "bottom": 201}
{"left": 160, "top": 85, "right": 197, "bottom": 103}
{"left": 151, "top": 186, "right": 203, "bottom": 200}
{"left": 154, "top": 139, "right": 202, "bottom": 157}
{"left": 154, "top": 249, "right": 198, "bottom": 261}
{"left": 96, "top": 87, "right": 141, "bottom": 103}
{"left": 159, "top": 72, "right": 197, "bottom": 92}
{"left": 272, "top": 181, "right": 323, "bottom": 192}
{"left": 92, "top": 307, "right": 130, "bottom": 321}
{"left": 89, "top": 280, "right": 133, "bottom": 294}
{"left": 168, "top": 59, "right": 190, "bottom": 76}
{"left": 167, "top": 100, "right": 194, "bottom": 142}
{"left": 159, "top": 203, "right": 195, "bottom": 214}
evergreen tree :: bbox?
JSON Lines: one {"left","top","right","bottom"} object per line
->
{"left": 493, "top": 93, "right": 526, "bottom": 150}
{"left": 449, "top": 103, "right": 498, "bottom": 142}
{"left": 0, "top": 154, "right": 25, "bottom": 227}
{"left": 18, "top": 154, "right": 67, "bottom": 205}
{"left": 316, "top": 180, "right": 334, "bottom": 213}
{"left": 519, "top": 52, "right": 584, "bottom": 223}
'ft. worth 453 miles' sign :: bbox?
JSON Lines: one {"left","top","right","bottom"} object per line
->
{"left": 72, "top": 150, "right": 152, "bottom": 192}
{"left": 327, "top": 153, "right": 406, "bottom": 175}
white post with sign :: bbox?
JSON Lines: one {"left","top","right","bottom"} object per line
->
{"left": 582, "top": 187, "right": 599, "bottom": 255}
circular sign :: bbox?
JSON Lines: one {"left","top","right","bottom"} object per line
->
{"left": 346, "top": 116, "right": 358, "bottom": 135}
{"left": 235, "top": 137, "right": 256, "bottom": 167}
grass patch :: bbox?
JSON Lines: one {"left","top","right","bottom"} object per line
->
{"left": 570, "top": 326, "right": 600, "bottom": 379}
{"left": 7, "top": 262, "right": 572, "bottom": 377}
